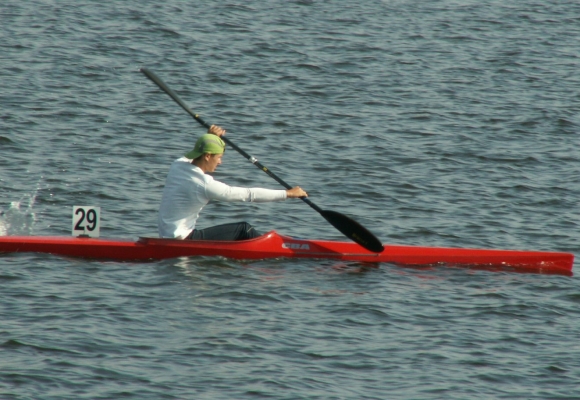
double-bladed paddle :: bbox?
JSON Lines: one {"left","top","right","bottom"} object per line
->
{"left": 140, "top": 68, "right": 384, "bottom": 253}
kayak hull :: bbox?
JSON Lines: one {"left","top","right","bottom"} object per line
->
{"left": 0, "top": 231, "right": 573, "bottom": 275}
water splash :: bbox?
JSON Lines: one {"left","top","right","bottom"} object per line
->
{"left": 0, "top": 190, "right": 38, "bottom": 236}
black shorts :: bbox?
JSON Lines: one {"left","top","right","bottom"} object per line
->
{"left": 187, "top": 222, "right": 261, "bottom": 241}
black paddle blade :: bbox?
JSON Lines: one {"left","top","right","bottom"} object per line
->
{"left": 320, "top": 210, "right": 384, "bottom": 253}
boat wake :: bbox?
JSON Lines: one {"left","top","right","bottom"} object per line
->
{"left": 0, "top": 190, "right": 38, "bottom": 236}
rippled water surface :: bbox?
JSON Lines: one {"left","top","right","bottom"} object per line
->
{"left": 1, "top": 1, "right": 580, "bottom": 398}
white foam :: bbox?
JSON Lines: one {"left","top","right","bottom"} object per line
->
{"left": 0, "top": 189, "right": 38, "bottom": 236}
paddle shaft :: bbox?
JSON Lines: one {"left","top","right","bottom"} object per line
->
{"left": 140, "top": 68, "right": 323, "bottom": 212}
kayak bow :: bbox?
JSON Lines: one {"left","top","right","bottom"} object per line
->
{"left": 0, "top": 231, "right": 573, "bottom": 275}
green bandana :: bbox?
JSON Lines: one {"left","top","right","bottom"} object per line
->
{"left": 184, "top": 134, "right": 226, "bottom": 159}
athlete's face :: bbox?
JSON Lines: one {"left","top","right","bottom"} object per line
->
{"left": 205, "top": 153, "right": 223, "bottom": 173}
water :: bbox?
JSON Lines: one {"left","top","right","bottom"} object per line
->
{"left": 1, "top": 1, "right": 580, "bottom": 398}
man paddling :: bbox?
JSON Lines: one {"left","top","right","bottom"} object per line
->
{"left": 158, "top": 125, "right": 308, "bottom": 240}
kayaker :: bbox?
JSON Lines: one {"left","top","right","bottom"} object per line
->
{"left": 158, "top": 125, "right": 308, "bottom": 240}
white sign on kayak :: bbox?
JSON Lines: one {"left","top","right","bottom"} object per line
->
{"left": 72, "top": 206, "right": 100, "bottom": 237}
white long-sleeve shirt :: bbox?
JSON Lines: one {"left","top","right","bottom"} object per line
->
{"left": 158, "top": 157, "right": 287, "bottom": 239}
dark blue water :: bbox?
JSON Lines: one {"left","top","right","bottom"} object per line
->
{"left": 1, "top": 1, "right": 579, "bottom": 398}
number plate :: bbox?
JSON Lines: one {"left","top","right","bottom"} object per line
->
{"left": 72, "top": 206, "right": 101, "bottom": 237}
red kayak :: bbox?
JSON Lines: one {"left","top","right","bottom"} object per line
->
{"left": 0, "top": 231, "right": 573, "bottom": 275}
